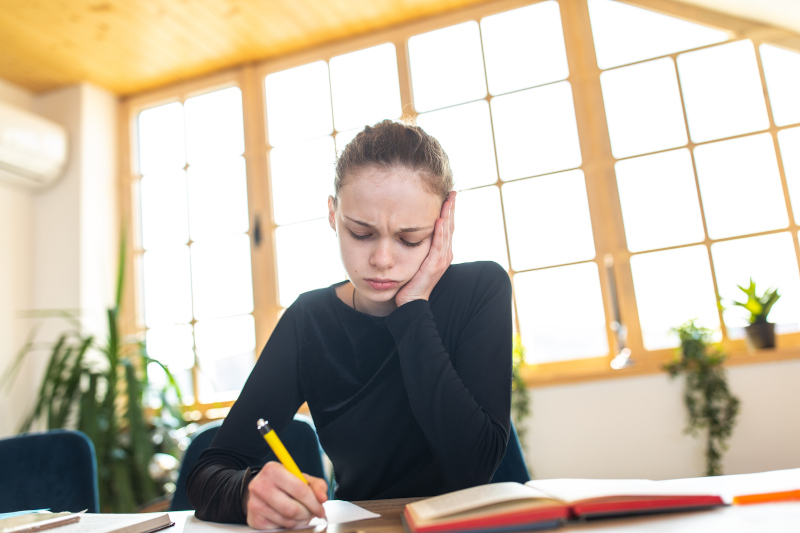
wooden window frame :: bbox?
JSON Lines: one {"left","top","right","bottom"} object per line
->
{"left": 119, "top": 0, "right": 800, "bottom": 418}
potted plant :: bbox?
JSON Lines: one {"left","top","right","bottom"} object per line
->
{"left": 1, "top": 236, "right": 186, "bottom": 512}
{"left": 664, "top": 320, "right": 739, "bottom": 476}
{"left": 511, "top": 335, "right": 531, "bottom": 441}
{"left": 730, "top": 278, "right": 780, "bottom": 350}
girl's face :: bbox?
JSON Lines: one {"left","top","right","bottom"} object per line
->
{"left": 328, "top": 166, "right": 442, "bottom": 313}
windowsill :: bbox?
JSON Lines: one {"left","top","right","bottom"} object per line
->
{"left": 179, "top": 343, "right": 800, "bottom": 420}
{"left": 521, "top": 343, "right": 800, "bottom": 388}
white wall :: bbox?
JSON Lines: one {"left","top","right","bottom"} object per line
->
{"left": 0, "top": 79, "right": 36, "bottom": 436}
{"left": 521, "top": 358, "right": 800, "bottom": 480}
{"left": 0, "top": 80, "right": 117, "bottom": 438}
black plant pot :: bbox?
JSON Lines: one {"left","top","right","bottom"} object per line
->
{"left": 745, "top": 322, "right": 776, "bottom": 350}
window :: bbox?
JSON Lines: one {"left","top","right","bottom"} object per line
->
{"left": 134, "top": 85, "right": 255, "bottom": 404}
{"left": 123, "top": 0, "right": 800, "bottom": 410}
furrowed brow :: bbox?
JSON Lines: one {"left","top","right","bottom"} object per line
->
{"left": 344, "top": 216, "right": 433, "bottom": 233}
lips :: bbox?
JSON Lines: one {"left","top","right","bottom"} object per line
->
{"left": 364, "top": 278, "right": 401, "bottom": 290}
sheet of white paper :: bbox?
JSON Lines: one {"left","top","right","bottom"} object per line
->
{"left": 183, "top": 500, "right": 379, "bottom": 533}
{"left": 659, "top": 468, "right": 800, "bottom": 504}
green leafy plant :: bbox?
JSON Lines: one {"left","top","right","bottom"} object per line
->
{"left": 511, "top": 335, "right": 531, "bottom": 441}
{"left": 1, "top": 235, "right": 184, "bottom": 512}
{"left": 731, "top": 278, "right": 780, "bottom": 324}
{"left": 664, "top": 320, "right": 740, "bottom": 476}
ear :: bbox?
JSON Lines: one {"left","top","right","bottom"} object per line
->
{"left": 328, "top": 195, "right": 337, "bottom": 233}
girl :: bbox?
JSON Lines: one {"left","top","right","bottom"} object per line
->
{"left": 187, "top": 120, "right": 512, "bottom": 528}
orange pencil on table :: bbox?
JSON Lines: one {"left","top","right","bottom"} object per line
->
{"left": 733, "top": 490, "right": 800, "bottom": 505}
{"left": 257, "top": 418, "right": 308, "bottom": 484}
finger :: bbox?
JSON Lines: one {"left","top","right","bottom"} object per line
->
{"left": 256, "top": 497, "right": 309, "bottom": 530}
{"left": 449, "top": 192, "right": 456, "bottom": 235}
{"left": 248, "top": 498, "right": 297, "bottom": 530}
{"left": 277, "top": 469, "right": 327, "bottom": 519}
{"left": 307, "top": 475, "right": 329, "bottom": 507}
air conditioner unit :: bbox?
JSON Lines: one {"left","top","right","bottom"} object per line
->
{"left": 0, "top": 100, "right": 68, "bottom": 189}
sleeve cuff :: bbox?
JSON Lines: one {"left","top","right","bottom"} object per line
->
{"left": 235, "top": 466, "right": 262, "bottom": 524}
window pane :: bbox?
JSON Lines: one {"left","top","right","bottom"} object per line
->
{"left": 503, "top": 170, "right": 595, "bottom": 271}
{"left": 694, "top": 133, "right": 787, "bottom": 239}
{"left": 140, "top": 170, "right": 189, "bottom": 250}
{"left": 184, "top": 86, "right": 245, "bottom": 163}
{"left": 678, "top": 40, "right": 769, "bottom": 143}
{"left": 143, "top": 246, "right": 193, "bottom": 327}
{"left": 492, "top": 82, "right": 582, "bottom": 181}
{"left": 188, "top": 156, "right": 249, "bottom": 241}
{"left": 588, "top": 0, "right": 728, "bottom": 70}
{"left": 616, "top": 149, "right": 705, "bottom": 252}
{"left": 630, "top": 245, "right": 720, "bottom": 350}
{"left": 195, "top": 314, "right": 256, "bottom": 362}
{"left": 452, "top": 186, "right": 508, "bottom": 269}
{"left": 276, "top": 218, "right": 345, "bottom": 307}
{"left": 515, "top": 262, "right": 608, "bottom": 363}
{"left": 190, "top": 234, "right": 254, "bottom": 320}
{"left": 600, "top": 58, "right": 687, "bottom": 159}
{"left": 416, "top": 101, "right": 497, "bottom": 190}
{"left": 408, "top": 21, "right": 487, "bottom": 112}
{"left": 778, "top": 126, "right": 800, "bottom": 221}
{"left": 270, "top": 136, "right": 335, "bottom": 225}
{"left": 138, "top": 102, "right": 185, "bottom": 175}
{"left": 148, "top": 363, "right": 193, "bottom": 407}
{"left": 197, "top": 351, "right": 254, "bottom": 403}
{"left": 265, "top": 61, "right": 333, "bottom": 146}
{"left": 480, "top": 1, "right": 568, "bottom": 96}
{"left": 761, "top": 44, "right": 800, "bottom": 127}
{"left": 711, "top": 232, "right": 800, "bottom": 338}
{"left": 146, "top": 324, "right": 195, "bottom": 370}
{"left": 329, "top": 43, "right": 402, "bottom": 132}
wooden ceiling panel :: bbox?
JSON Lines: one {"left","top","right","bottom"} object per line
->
{"left": 0, "top": 0, "right": 494, "bottom": 95}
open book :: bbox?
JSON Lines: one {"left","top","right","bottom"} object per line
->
{"left": 403, "top": 479, "right": 725, "bottom": 533}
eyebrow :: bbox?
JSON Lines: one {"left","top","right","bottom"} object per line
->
{"left": 344, "top": 216, "right": 433, "bottom": 233}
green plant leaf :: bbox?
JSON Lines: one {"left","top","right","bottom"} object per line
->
{"left": 53, "top": 335, "right": 94, "bottom": 427}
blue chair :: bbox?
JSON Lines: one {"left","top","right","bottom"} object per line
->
{"left": 170, "top": 414, "right": 326, "bottom": 511}
{"left": 490, "top": 421, "right": 531, "bottom": 484}
{"left": 0, "top": 429, "right": 99, "bottom": 513}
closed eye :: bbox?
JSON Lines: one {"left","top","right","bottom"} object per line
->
{"left": 401, "top": 239, "right": 423, "bottom": 247}
{"left": 349, "top": 230, "right": 371, "bottom": 241}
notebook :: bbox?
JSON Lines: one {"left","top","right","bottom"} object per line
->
{"left": 403, "top": 479, "right": 725, "bottom": 533}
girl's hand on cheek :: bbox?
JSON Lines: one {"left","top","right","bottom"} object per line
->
{"left": 395, "top": 192, "right": 455, "bottom": 307}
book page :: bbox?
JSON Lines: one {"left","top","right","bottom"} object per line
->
{"left": 408, "top": 482, "right": 556, "bottom": 522}
{"left": 658, "top": 468, "right": 800, "bottom": 504}
{"left": 56, "top": 514, "right": 170, "bottom": 533}
{"left": 524, "top": 478, "right": 718, "bottom": 503}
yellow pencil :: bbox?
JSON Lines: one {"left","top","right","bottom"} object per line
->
{"left": 733, "top": 490, "right": 800, "bottom": 505}
{"left": 257, "top": 418, "right": 308, "bottom": 484}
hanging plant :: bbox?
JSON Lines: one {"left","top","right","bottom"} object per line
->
{"left": 664, "top": 320, "right": 740, "bottom": 476}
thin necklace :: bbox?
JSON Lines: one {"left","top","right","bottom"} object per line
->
{"left": 352, "top": 287, "right": 357, "bottom": 311}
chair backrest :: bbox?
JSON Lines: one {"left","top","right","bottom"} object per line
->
{"left": 0, "top": 429, "right": 99, "bottom": 513}
{"left": 490, "top": 421, "right": 531, "bottom": 484}
{"left": 170, "top": 414, "right": 326, "bottom": 511}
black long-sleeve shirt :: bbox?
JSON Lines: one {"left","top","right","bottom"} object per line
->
{"left": 187, "top": 261, "right": 513, "bottom": 523}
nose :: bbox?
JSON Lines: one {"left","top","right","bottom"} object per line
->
{"left": 370, "top": 238, "right": 395, "bottom": 271}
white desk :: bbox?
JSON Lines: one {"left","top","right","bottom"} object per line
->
{"left": 167, "top": 499, "right": 800, "bottom": 533}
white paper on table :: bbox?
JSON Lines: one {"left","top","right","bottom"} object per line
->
{"left": 183, "top": 501, "right": 380, "bottom": 532}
